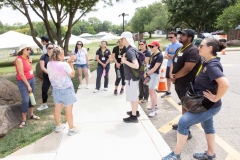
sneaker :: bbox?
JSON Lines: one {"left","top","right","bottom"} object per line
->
{"left": 172, "top": 124, "right": 178, "bottom": 130}
{"left": 114, "top": 89, "right": 118, "bottom": 95}
{"left": 161, "top": 92, "right": 171, "bottom": 98}
{"left": 68, "top": 127, "right": 80, "bottom": 136}
{"left": 126, "top": 111, "right": 140, "bottom": 117}
{"left": 123, "top": 115, "right": 139, "bottom": 123}
{"left": 162, "top": 151, "right": 181, "bottom": 160}
{"left": 141, "top": 99, "right": 148, "bottom": 103}
{"left": 104, "top": 88, "right": 108, "bottom": 91}
{"left": 78, "top": 85, "right": 82, "bottom": 89}
{"left": 93, "top": 89, "right": 99, "bottom": 93}
{"left": 55, "top": 124, "right": 66, "bottom": 133}
{"left": 188, "top": 131, "right": 192, "bottom": 140}
{"left": 147, "top": 105, "right": 159, "bottom": 110}
{"left": 193, "top": 151, "right": 216, "bottom": 160}
{"left": 37, "top": 104, "right": 48, "bottom": 111}
{"left": 120, "top": 88, "right": 124, "bottom": 94}
{"left": 86, "top": 85, "right": 89, "bottom": 89}
{"left": 149, "top": 110, "right": 157, "bottom": 117}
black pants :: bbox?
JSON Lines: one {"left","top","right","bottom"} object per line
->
{"left": 138, "top": 77, "right": 149, "bottom": 100}
{"left": 174, "top": 80, "right": 188, "bottom": 101}
{"left": 42, "top": 75, "right": 51, "bottom": 103}
{"left": 114, "top": 65, "right": 125, "bottom": 86}
{"left": 96, "top": 64, "right": 110, "bottom": 89}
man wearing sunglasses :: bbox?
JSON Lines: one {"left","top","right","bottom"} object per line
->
{"left": 161, "top": 31, "right": 182, "bottom": 98}
{"left": 170, "top": 29, "right": 201, "bottom": 140}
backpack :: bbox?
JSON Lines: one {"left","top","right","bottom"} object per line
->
{"left": 129, "top": 47, "right": 146, "bottom": 79}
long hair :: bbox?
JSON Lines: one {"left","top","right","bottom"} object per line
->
{"left": 50, "top": 47, "right": 63, "bottom": 61}
{"left": 74, "top": 41, "right": 83, "bottom": 54}
{"left": 139, "top": 39, "right": 148, "bottom": 50}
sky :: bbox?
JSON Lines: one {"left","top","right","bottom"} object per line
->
{"left": 0, "top": 0, "right": 158, "bottom": 25}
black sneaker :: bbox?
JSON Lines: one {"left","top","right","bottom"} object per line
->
{"left": 188, "top": 131, "right": 192, "bottom": 140}
{"left": 123, "top": 115, "right": 139, "bottom": 123}
{"left": 161, "top": 92, "right": 171, "bottom": 98}
{"left": 126, "top": 111, "right": 140, "bottom": 117}
{"left": 120, "top": 88, "right": 124, "bottom": 94}
{"left": 114, "top": 89, "right": 118, "bottom": 95}
{"left": 172, "top": 124, "right": 178, "bottom": 130}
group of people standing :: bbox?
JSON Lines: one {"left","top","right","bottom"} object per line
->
{"left": 14, "top": 30, "right": 229, "bottom": 159}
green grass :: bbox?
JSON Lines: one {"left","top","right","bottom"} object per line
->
{"left": 0, "top": 60, "right": 98, "bottom": 158}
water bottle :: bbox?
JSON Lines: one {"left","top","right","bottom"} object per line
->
{"left": 102, "top": 69, "right": 106, "bottom": 77}
{"left": 29, "top": 92, "right": 36, "bottom": 105}
{"left": 116, "top": 69, "right": 121, "bottom": 78}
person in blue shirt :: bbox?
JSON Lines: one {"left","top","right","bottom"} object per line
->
{"left": 161, "top": 31, "right": 182, "bottom": 98}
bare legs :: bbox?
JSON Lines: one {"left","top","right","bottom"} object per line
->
{"left": 131, "top": 101, "right": 138, "bottom": 116}
{"left": 78, "top": 68, "right": 88, "bottom": 86}
{"left": 149, "top": 89, "right": 157, "bottom": 109}
{"left": 167, "top": 78, "right": 171, "bottom": 93}
{"left": 54, "top": 103, "right": 74, "bottom": 129}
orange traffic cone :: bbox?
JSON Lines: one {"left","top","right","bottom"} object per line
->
{"left": 221, "top": 49, "right": 226, "bottom": 55}
{"left": 157, "top": 69, "right": 166, "bottom": 92}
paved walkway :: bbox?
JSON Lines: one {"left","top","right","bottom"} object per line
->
{"left": 3, "top": 63, "right": 171, "bottom": 160}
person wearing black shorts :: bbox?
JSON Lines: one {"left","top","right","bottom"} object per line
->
{"left": 112, "top": 40, "right": 126, "bottom": 95}
{"left": 170, "top": 29, "right": 201, "bottom": 139}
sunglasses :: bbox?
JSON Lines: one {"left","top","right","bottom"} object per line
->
{"left": 139, "top": 43, "right": 144, "bottom": 45}
{"left": 25, "top": 48, "right": 31, "bottom": 51}
{"left": 149, "top": 46, "right": 156, "bottom": 48}
{"left": 47, "top": 47, "right": 53, "bottom": 50}
{"left": 168, "top": 37, "right": 173, "bottom": 39}
{"left": 77, "top": 44, "right": 82, "bottom": 46}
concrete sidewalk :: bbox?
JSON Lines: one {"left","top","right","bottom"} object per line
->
{"left": 4, "top": 63, "right": 171, "bottom": 160}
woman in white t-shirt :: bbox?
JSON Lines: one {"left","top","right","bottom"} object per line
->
{"left": 72, "top": 41, "right": 90, "bottom": 89}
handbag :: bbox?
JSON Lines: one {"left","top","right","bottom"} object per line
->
{"left": 143, "top": 76, "right": 151, "bottom": 85}
{"left": 181, "top": 82, "right": 216, "bottom": 113}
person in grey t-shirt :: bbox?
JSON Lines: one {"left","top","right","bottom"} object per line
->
{"left": 119, "top": 31, "right": 140, "bottom": 123}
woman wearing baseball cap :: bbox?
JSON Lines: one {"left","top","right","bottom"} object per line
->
{"left": 146, "top": 41, "right": 163, "bottom": 117}
{"left": 14, "top": 44, "right": 40, "bottom": 128}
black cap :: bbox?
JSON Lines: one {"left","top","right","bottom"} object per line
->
{"left": 177, "top": 29, "right": 195, "bottom": 39}
{"left": 41, "top": 36, "right": 49, "bottom": 42}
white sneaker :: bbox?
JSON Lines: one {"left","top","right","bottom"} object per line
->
{"left": 68, "top": 127, "right": 80, "bottom": 136}
{"left": 37, "top": 104, "right": 48, "bottom": 111}
{"left": 93, "top": 89, "right": 99, "bottom": 93}
{"left": 147, "top": 105, "right": 159, "bottom": 110}
{"left": 55, "top": 124, "right": 66, "bottom": 133}
{"left": 78, "top": 85, "right": 82, "bottom": 89}
{"left": 86, "top": 85, "right": 89, "bottom": 89}
{"left": 104, "top": 88, "right": 108, "bottom": 91}
{"left": 149, "top": 110, "right": 157, "bottom": 117}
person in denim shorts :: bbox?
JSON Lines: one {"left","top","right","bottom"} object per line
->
{"left": 47, "top": 47, "right": 79, "bottom": 136}
{"left": 163, "top": 39, "right": 229, "bottom": 160}
{"left": 145, "top": 41, "right": 163, "bottom": 117}
{"left": 72, "top": 41, "right": 90, "bottom": 89}
{"left": 14, "top": 44, "right": 40, "bottom": 128}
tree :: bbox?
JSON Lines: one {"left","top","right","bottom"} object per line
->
{"left": 88, "top": 17, "right": 102, "bottom": 33}
{"left": 163, "top": 0, "right": 237, "bottom": 37}
{"left": 102, "top": 21, "right": 112, "bottom": 32}
{"left": 0, "top": 0, "right": 138, "bottom": 54}
{"left": 216, "top": 0, "right": 240, "bottom": 33}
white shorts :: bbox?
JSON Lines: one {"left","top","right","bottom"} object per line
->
{"left": 125, "top": 79, "right": 139, "bottom": 102}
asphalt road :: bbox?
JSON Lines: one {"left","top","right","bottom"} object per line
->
{"left": 140, "top": 51, "right": 240, "bottom": 160}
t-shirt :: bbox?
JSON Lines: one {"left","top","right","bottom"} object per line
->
{"left": 149, "top": 52, "right": 163, "bottom": 74}
{"left": 72, "top": 48, "right": 88, "bottom": 64}
{"left": 172, "top": 44, "right": 201, "bottom": 84}
{"left": 47, "top": 61, "right": 73, "bottom": 89}
{"left": 96, "top": 48, "right": 111, "bottom": 66}
{"left": 165, "top": 42, "right": 182, "bottom": 67}
{"left": 112, "top": 46, "right": 127, "bottom": 63}
{"left": 40, "top": 53, "right": 50, "bottom": 77}
{"left": 142, "top": 49, "right": 151, "bottom": 58}
{"left": 124, "top": 46, "right": 138, "bottom": 81}
{"left": 194, "top": 57, "right": 224, "bottom": 108}
{"left": 42, "top": 45, "right": 47, "bottom": 55}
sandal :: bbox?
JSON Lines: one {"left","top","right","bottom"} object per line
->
{"left": 19, "top": 121, "right": 26, "bottom": 128}
{"left": 30, "top": 114, "right": 40, "bottom": 120}
{"left": 193, "top": 151, "right": 216, "bottom": 160}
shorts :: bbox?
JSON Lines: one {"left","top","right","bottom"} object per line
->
{"left": 148, "top": 73, "right": 159, "bottom": 89}
{"left": 165, "top": 66, "right": 170, "bottom": 79}
{"left": 125, "top": 79, "right": 139, "bottom": 102}
{"left": 53, "top": 87, "right": 77, "bottom": 106}
{"left": 76, "top": 64, "right": 87, "bottom": 68}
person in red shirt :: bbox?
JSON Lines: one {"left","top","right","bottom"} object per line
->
{"left": 14, "top": 44, "right": 40, "bottom": 128}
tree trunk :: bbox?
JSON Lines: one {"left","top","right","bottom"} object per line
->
{"left": 149, "top": 32, "right": 152, "bottom": 38}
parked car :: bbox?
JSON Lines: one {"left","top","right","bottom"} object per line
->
{"left": 200, "top": 33, "right": 214, "bottom": 39}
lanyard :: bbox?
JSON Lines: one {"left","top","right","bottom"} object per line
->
{"left": 119, "top": 48, "right": 123, "bottom": 55}
{"left": 101, "top": 50, "right": 105, "bottom": 57}
{"left": 150, "top": 52, "right": 159, "bottom": 64}
{"left": 196, "top": 56, "right": 216, "bottom": 76}
{"left": 21, "top": 56, "right": 32, "bottom": 68}
{"left": 177, "top": 43, "right": 191, "bottom": 56}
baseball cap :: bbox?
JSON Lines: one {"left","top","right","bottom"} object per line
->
{"left": 41, "top": 36, "right": 49, "bottom": 42}
{"left": 148, "top": 41, "right": 160, "bottom": 47}
{"left": 119, "top": 32, "right": 136, "bottom": 48}
{"left": 177, "top": 29, "right": 195, "bottom": 39}
{"left": 18, "top": 43, "right": 31, "bottom": 52}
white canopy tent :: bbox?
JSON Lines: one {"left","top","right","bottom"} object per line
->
{"left": 0, "top": 31, "right": 41, "bottom": 50}
{"left": 79, "top": 33, "right": 94, "bottom": 39}
{"left": 66, "top": 34, "right": 92, "bottom": 45}
{"left": 100, "top": 33, "right": 120, "bottom": 40}
{"left": 95, "top": 32, "right": 108, "bottom": 36}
